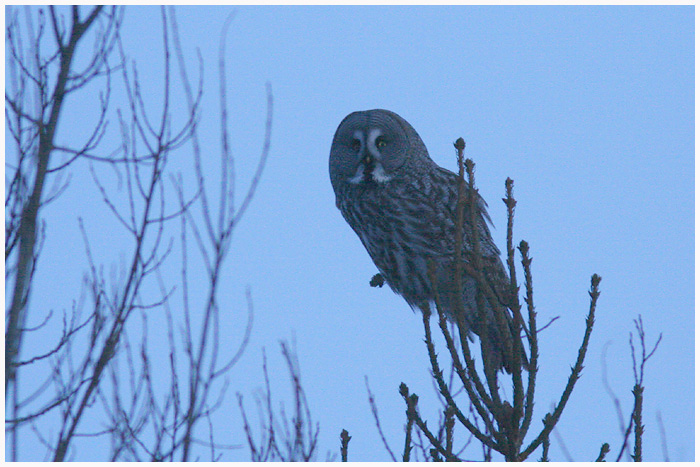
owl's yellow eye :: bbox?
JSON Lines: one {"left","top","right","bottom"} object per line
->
{"left": 351, "top": 138, "right": 361, "bottom": 151}
{"left": 376, "top": 137, "right": 387, "bottom": 148}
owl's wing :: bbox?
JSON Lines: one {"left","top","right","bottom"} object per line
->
{"left": 434, "top": 167, "right": 495, "bottom": 225}
{"left": 399, "top": 166, "right": 512, "bottom": 301}
{"left": 398, "top": 166, "right": 500, "bottom": 257}
{"left": 399, "top": 166, "right": 525, "bottom": 371}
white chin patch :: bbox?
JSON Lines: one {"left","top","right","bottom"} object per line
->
{"left": 348, "top": 169, "right": 364, "bottom": 184}
{"left": 348, "top": 163, "right": 392, "bottom": 184}
{"left": 371, "top": 165, "right": 392, "bottom": 182}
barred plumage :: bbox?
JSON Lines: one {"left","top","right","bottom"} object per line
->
{"left": 329, "top": 109, "right": 526, "bottom": 373}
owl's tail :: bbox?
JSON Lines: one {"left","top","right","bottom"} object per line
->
{"left": 481, "top": 315, "right": 531, "bottom": 375}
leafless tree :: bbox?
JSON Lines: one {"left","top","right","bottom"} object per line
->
{"left": 6, "top": 6, "right": 124, "bottom": 460}
{"left": 5, "top": 5, "right": 272, "bottom": 461}
{"left": 238, "top": 341, "right": 321, "bottom": 462}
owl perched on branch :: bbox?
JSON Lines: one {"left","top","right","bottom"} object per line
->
{"left": 329, "top": 109, "right": 527, "bottom": 373}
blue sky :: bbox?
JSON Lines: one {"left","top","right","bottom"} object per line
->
{"left": 9, "top": 5, "right": 694, "bottom": 461}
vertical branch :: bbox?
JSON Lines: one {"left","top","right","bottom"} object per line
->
{"left": 615, "top": 316, "right": 661, "bottom": 462}
{"left": 596, "top": 442, "right": 610, "bottom": 461}
{"left": 519, "top": 274, "right": 601, "bottom": 460}
{"left": 539, "top": 434, "right": 550, "bottom": 462}
{"left": 464, "top": 158, "right": 505, "bottom": 396}
{"left": 340, "top": 429, "right": 351, "bottom": 462}
{"left": 6, "top": 5, "right": 105, "bottom": 392}
{"left": 444, "top": 406, "right": 455, "bottom": 456}
{"left": 501, "top": 178, "right": 526, "bottom": 455}
{"left": 217, "top": 11, "right": 237, "bottom": 234}
{"left": 518, "top": 239, "right": 538, "bottom": 440}
{"left": 632, "top": 383, "right": 643, "bottom": 462}
{"left": 402, "top": 413, "right": 413, "bottom": 461}
{"left": 450, "top": 138, "right": 467, "bottom": 319}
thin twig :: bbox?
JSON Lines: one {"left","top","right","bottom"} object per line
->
{"left": 365, "top": 377, "right": 397, "bottom": 461}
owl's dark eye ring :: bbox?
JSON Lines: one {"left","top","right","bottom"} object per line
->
{"left": 351, "top": 138, "right": 361, "bottom": 151}
{"left": 376, "top": 136, "right": 387, "bottom": 148}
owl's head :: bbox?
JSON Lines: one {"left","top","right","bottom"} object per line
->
{"left": 329, "top": 109, "right": 432, "bottom": 191}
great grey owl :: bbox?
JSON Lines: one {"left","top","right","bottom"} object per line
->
{"left": 329, "top": 109, "right": 527, "bottom": 373}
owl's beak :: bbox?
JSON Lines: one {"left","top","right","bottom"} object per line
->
{"left": 364, "top": 154, "right": 373, "bottom": 165}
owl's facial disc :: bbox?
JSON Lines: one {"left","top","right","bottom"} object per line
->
{"left": 348, "top": 128, "right": 392, "bottom": 184}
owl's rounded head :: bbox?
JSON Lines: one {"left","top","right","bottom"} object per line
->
{"left": 329, "top": 109, "right": 432, "bottom": 191}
